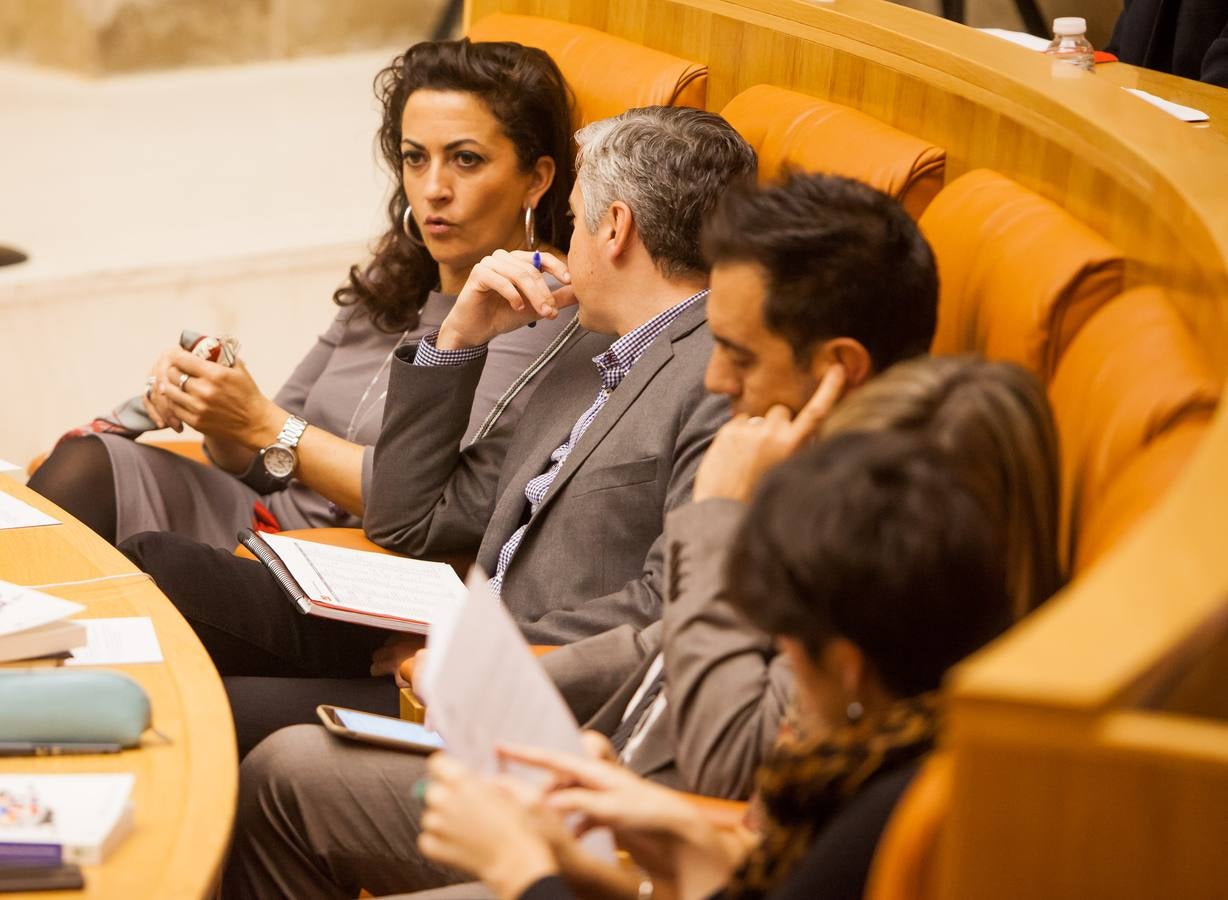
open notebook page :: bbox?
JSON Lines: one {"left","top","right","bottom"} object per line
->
{"left": 260, "top": 534, "right": 466, "bottom": 625}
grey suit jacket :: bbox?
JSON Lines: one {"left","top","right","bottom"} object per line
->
{"left": 366, "top": 302, "right": 728, "bottom": 713}
{"left": 547, "top": 498, "right": 793, "bottom": 799}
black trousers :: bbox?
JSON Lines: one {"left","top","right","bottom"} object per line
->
{"left": 120, "top": 532, "right": 400, "bottom": 755}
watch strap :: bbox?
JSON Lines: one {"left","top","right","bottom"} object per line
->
{"left": 276, "top": 415, "right": 308, "bottom": 450}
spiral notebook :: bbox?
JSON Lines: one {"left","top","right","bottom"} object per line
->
{"left": 238, "top": 530, "right": 467, "bottom": 634}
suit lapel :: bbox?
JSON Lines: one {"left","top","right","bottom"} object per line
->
{"left": 479, "top": 329, "right": 604, "bottom": 565}
{"left": 526, "top": 302, "right": 707, "bottom": 524}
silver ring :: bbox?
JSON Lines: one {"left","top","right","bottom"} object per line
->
{"left": 747, "top": 416, "right": 766, "bottom": 425}
{"left": 178, "top": 373, "right": 191, "bottom": 392}
{"left": 143, "top": 376, "right": 156, "bottom": 399}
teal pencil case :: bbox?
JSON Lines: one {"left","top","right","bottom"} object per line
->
{"left": 0, "top": 670, "right": 151, "bottom": 748}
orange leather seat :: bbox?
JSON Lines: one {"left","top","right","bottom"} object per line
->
{"left": 1048, "top": 287, "right": 1218, "bottom": 573}
{"left": 865, "top": 753, "right": 953, "bottom": 900}
{"left": 27, "top": 438, "right": 208, "bottom": 478}
{"left": 468, "top": 13, "right": 707, "bottom": 127}
{"left": 921, "top": 170, "right": 1125, "bottom": 382}
{"left": 1076, "top": 419, "right": 1210, "bottom": 571}
{"left": 721, "top": 84, "right": 946, "bottom": 219}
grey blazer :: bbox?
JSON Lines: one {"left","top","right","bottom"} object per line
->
{"left": 547, "top": 498, "right": 793, "bottom": 799}
{"left": 366, "top": 302, "right": 728, "bottom": 713}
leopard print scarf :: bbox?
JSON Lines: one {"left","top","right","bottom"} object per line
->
{"left": 724, "top": 691, "right": 941, "bottom": 899}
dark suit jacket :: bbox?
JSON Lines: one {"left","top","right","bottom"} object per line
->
{"left": 1108, "top": 0, "right": 1228, "bottom": 87}
{"left": 365, "top": 301, "right": 728, "bottom": 712}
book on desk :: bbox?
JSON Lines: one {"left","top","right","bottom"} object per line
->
{"left": 0, "top": 581, "right": 85, "bottom": 664}
{"left": 0, "top": 773, "right": 134, "bottom": 866}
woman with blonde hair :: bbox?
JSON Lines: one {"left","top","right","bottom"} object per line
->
{"left": 820, "top": 354, "right": 1064, "bottom": 618}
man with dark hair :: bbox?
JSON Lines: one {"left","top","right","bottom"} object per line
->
{"left": 701, "top": 170, "right": 937, "bottom": 419}
{"left": 531, "top": 172, "right": 941, "bottom": 799}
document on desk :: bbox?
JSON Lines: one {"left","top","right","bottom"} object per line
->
{"left": 65, "top": 617, "right": 163, "bottom": 666}
{"left": 0, "top": 492, "right": 59, "bottom": 530}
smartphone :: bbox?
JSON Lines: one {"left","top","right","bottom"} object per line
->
{"left": 317, "top": 705, "right": 446, "bottom": 754}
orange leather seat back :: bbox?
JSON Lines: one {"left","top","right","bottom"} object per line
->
{"left": 865, "top": 753, "right": 953, "bottom": 900}
{"left": 921, "top": 170, "right": 1125, "bottom": 381}
{"left": 467, "top": 14, "right": 707, "bottom": 128}
{"left": 1076, "top": 418, "right": 1210, "bottom": 572}
{"left": 1048, "top": 287, "right": 1218, "bottom": 573}
{"left": 721, "top": 84, "right": 946, "bottom": 219}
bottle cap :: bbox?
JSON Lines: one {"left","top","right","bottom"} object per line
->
{"left": 1053, "top": 17, "right": 1087, "bottom": 36}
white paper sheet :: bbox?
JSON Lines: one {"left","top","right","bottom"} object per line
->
{"left": 65, "top": 617, "right": 163, "bottom": 665}
{"left": 424, "top": 570, "right": 615, "bottom": 860}
{"left": 980, "top": 27, "right": 1051, "bottom": 52}
{"left": 0, "top": 580, "right": 85, "bottom": 637}
{"left": 0, "top": 491, "right": 60, "bottom": 530}
{"left": 1123, "top": 87, "right": 1210, "bottom": 122}
{"left": 261, "top": 533, "right": 466, "bottom": 626}
{"left": 0, "top": 459, "right": 21, "bottom": 474}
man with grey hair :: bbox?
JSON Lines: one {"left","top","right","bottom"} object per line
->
{"left": 215, "top": 106, "right": 755, "bottom": 899}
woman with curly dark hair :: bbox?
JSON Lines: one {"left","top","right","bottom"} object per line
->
{"left": 30, "top": 38, "right": 576, "bottom": 547}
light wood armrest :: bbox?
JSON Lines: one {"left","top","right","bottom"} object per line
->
{"left": 234, "top": 526, "right": 395, "bottom": 559}
{"left": 398, "top": 645, "right": 561, "bottom": 721}
{"left": 680, "top": 792, "right": 750, "bottom": 830}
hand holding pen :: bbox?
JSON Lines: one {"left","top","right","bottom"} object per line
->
{"left": 436, "top": 249, "right": 576, "bottom": 350}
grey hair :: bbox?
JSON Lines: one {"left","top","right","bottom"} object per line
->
{"left": 574, "top": 106, "right": 757, "bottom": 278}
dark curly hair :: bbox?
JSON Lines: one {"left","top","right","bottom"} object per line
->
{"left": 335, "top": 39, "right": 575, "bottom": 333}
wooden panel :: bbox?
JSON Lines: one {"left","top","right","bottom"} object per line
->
{"left": 0, "top": 477, "right": 235, "bottom": 899}
{"left": 465, "top": 2, "right": 1228, "bottom": 896}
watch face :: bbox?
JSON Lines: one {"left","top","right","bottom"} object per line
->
{"left": 263, "top": 444, "right": 296, "bottom": 479}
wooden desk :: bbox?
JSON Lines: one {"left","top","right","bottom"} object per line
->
{"left": 0, "top": 477, "right": 236, "bottom": 899}
{"left": 1098, "top": 61, "right": 1228, "bottom": 137}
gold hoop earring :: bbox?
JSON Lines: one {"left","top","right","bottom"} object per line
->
{"left": 402, "top": 203, "right": 425, "bottom": 248}
{"left": 524, "top": 205, "right": 537, "bottom": 250}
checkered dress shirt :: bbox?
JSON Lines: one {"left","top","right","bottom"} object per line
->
{"left": 413, "top": 289, "right": 708, "bottom": 596}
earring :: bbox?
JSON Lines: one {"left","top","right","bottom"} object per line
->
{"left": 846, "top": 700, "right": 864, "bottom": 724}
{"left": 402, "top": 203, "right": 425, "bottom": 248}
{"left": 524, "top": 205, "right": 537, "bottom": 250}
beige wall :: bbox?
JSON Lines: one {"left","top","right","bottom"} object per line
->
{"left": 0, "top": 0, "right": 451, "bottom": 75}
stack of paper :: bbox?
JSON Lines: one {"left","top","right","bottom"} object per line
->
{"left": 0, "top": 581, "right": 86, "bottom": 664}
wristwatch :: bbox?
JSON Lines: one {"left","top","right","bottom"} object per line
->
{"left": 259, "top": 415, "right": 308, "bottom": 481}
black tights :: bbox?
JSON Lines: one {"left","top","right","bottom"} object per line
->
{"left": 27, "top": 436, "right": 118, "bottom": 543}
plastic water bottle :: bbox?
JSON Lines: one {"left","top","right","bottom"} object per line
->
{"left": 1045, "top": 17, "right": 1095, "bottom": 72}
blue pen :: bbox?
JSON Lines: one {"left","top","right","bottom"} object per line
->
{"left": 529, "top": 251, "right": 543, "bottom": 327}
